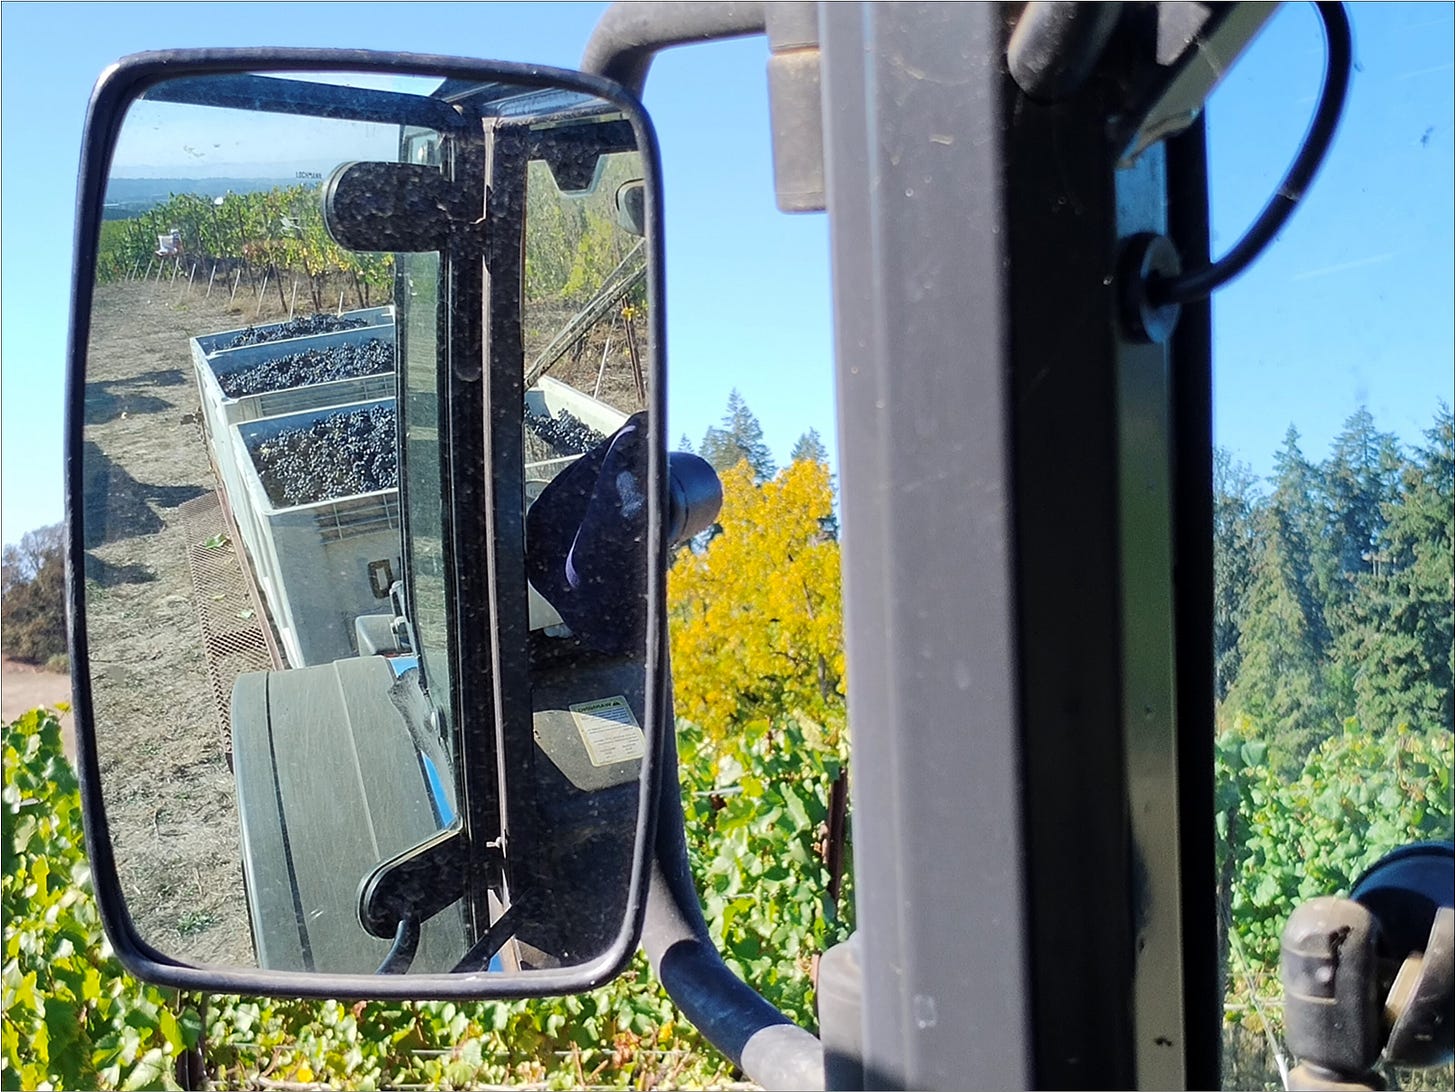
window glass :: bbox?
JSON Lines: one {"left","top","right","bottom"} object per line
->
{"left": 1207, "top": 6, "right": 1454, "bottom": 1087}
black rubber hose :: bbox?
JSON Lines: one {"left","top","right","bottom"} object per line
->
{"left": 640, "top": 709, "right": 826, "bottom": 1089}
{"left": 1151, "top": 1, "right": 1352, "bottom": 306}
{"left": 1007, "top": 2, "right": 1124, "bottom": 102}
{"left": 375, "top": 917, "right": 419, "bottom": 975}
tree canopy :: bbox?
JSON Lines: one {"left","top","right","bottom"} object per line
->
{"left": 1218, "top": 407, "right": 1454, "bottom": 768}
{"left": 669, "top": 457, "right": 844, "bottom": 743}
{"left": 699, "top": 390, "right": 776, "bottom": 483}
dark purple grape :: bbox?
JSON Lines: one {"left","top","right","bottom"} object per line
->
{"left": 226, "top": 313, "right": 370, "bottom": 348}
{"left": 218, "top": 339, "right": 394, "bottom": 398}
{"left": 524, "top": 408, "right": 607, "bottom": 457}
{"left": 248, "top": 406, "right": 398, "bottom": 507}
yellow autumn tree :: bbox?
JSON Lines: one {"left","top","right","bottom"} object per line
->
{"left": 668, "top": 456, "right": 845, "bottom": 742}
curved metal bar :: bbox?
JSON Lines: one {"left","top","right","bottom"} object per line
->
{"left": 581, "top": 2, "right": 767, "bottom": 96}
{"left": 641, "top": 710, "right": 825, "bottom": 1090}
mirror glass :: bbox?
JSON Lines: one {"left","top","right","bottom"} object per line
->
{"left": 80, "top": 68, "right": 655, "bottom": 978}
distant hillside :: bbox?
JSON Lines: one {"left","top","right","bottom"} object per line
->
{"left": 103, "top": 177, "right": 307, "bottom": 220}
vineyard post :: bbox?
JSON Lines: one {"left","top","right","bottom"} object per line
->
{"left": 271, "top": 264, "right": 288, "bottom": 311}
{"left": 288, "top": 276, "right": 299, "bottom": 320}
{"left": 132, "top": 258, "right": 143, "bottom": 281}
{"left": 229, "top": 268, "right": 242, "bottom": 304}
{"left": 337, "top": 291, "right": 345, "bottom": 316}
{"left": 154, "top": 261, "right": 165, "bottom": 284}
{"left": 206, "top": 262, "right": 218, "bottom": 299}
{"left": 255, "top": 271, "right": 269, "bottom": 318}
{"left": 188, "top": 262, "right": 198, "bottom": 290}
{"left": 623, "top": 308, "right": 645, "bottom": 405}
{"left": 593, "top": 315, "right": 617, "bottom": 398}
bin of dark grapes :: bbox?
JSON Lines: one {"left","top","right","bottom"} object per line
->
{"left": 232, "top": 399, "right": 401, "bottom": 669}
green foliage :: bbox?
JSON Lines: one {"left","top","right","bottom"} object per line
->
{"left": 94, "top": 185, "right": 395, "bottom": 307}
{"left": 1337, "top": 408, "right": 1455, "bottom": 735}
{"left": 525, "top": 154, "right": 642, "bottom": 308}
{"left": 4, "top": 707, "right": 194, "bottom": 1092}
{"left": 4, "top": 697, "right": 852, "bottom": 1087}
{"left": 1220, "top": 408, "right": 1455, "bottom": 767}
{"left": 1217, "top": 718, "right": 1454, "bottom": 969}
{"left": 1214, "top": 449, "right": 1260, "bottom": 701}
{"left": 678, "top": 715, "right": 853, "bottom": 1029}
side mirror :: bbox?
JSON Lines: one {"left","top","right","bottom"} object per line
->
{"left": 66, "top": 50, "right": 681, "bottom": 998}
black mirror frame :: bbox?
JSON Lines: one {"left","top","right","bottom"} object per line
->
{"left": 64, "top": 47, "right": 668, "bottom": 1001}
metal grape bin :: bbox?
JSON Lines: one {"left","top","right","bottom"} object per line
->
{"left": 232, "top": 398, "right": 401, "bottom": 669}
{"left": 189, "top": 307, "right": 396, "bottom": 524}
{"left": 203, "top": 338, "right": 628, "bottom": 668}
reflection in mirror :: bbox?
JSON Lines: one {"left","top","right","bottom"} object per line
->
{"left": 81, "top": 69, "right": 654, "bottom": 977}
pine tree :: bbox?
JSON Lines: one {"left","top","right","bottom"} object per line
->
{"left": 1214, "top": 448, "right": 1261, "bottom": 702}
{"left": 677, "top": 433, "right": 695, "bottom": 455}
{"left": 790, "top": 428, "right": 829, "bottom": 465}
{"left": 1270, "top": 427, "right": 1333, "bottom": 659}
{"left": 1337, "top": 407, "right": 1454, "bottom": 734}
{"left": 1321, "top": 407, "right": 1402, "bottom": 585}
{"left": 1226, "top": 429, "right": 1333, "bottom": 767}
{"left": 699, "top": 389, "right": 776, "bottom": 482}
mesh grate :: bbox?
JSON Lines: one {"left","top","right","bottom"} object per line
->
{"left": 179, "top": 492, "right": 280, "bottom": 758}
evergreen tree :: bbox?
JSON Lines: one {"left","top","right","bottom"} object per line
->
{"left": 1213, "top": 448, "right": 1261, "bottom": 702}
{"left": 1226, "top": 429, "right": 1332, "bottom": 768}
{"left": 1227, "top": 503, "right": 1331, "bottom": 770}
{"left": 790, "top": 428, "right": 829, "bottom": 465}
{"left": 1269, "top": 427, "right": 1333, "bottom": 659}
{"left": 1337, "top": 407, "right": 1454, "bottom": 734}
{"left": 699, "top": 389, "right": 776, "bottom": 482}
{"left": 678, "top": 433, "right": 695, "bottom": 455}
{"left": 1321, "top": 407, "right": 1402, "bottom": 584}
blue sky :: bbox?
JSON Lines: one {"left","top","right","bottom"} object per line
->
{"left": 2, "top": 3, "right": 1451, "bottom": 544}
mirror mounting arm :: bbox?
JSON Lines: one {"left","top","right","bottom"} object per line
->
{"left": 357, "top": 827, "right": 477, "bottom": 940}
{"left": 581, "top": 2, "right": 767, "bottom": 96}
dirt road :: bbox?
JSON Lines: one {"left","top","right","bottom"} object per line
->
{"left": 1, "top": 659, "right": 74, "bottom": 756}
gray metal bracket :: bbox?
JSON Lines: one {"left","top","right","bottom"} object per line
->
{"left": 580, "top": 2, "right": 767, "bottom": 96}
{"left": 581, "top": 1, "right": 828, "bottom": 213}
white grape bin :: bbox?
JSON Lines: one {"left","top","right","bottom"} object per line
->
{"left": 189, "top": 308, "right": 396, "bottom": 524}
{"left": 232, "top": 399, "right": 400, "bottom": 668}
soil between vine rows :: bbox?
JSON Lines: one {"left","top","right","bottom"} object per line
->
{"left": 82, "top": 280, "right": 312, "bottom": 968}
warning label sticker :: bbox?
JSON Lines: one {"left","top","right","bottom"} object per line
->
{"left": 570, "top": 697, "right": 646, "bottom": 768}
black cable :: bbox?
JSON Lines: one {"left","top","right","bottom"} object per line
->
{"left": 1151, "top": 1, "right": 1352, "bottom": 306}
{"left": 375, "top": 916, "right": 420, "bottom": 975}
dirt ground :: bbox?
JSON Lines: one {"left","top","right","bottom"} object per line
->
{"left": 80, "top": 276, "right": 314, "bottom": 968}
{"left": 1, "top": 659, "right": 75, "bottom": 756}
